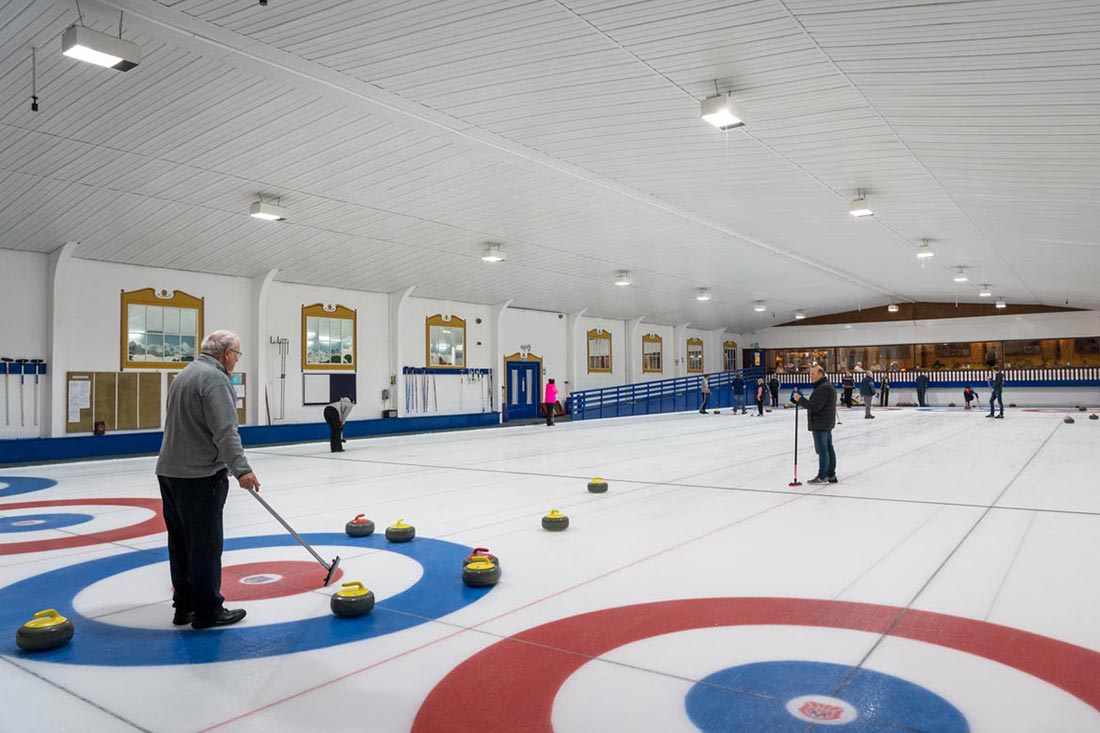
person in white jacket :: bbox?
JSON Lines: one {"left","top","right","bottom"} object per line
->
{"left": 324, "top": 396, "right": 354, "bottom": 452}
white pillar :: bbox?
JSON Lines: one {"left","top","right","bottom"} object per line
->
{"left": 626, "top": 316, "right": 646, "bottom": 384}
{"left": 710, "top": 328, "right": 728, "bottom": 372}
{"left": 388, "top": 286, "right": 415, "bottom": 416}
{"left": 673, "top": 323, "right": 691, "bottom": 378}
{"left": 490, "top": 299, "right": 513, "bottom": 417}
{"left": 46, "top": 242, "right": 78, "bottom": 438}
{"left": 565, "top": 308, "right": 588, "bottom": 391}
{"left": 249, "top": 269, "right": 278, "bottom": 425}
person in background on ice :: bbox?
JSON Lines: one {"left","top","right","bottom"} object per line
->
{"left": 841, "top": 373, "right": 855, "bottom": 408}
{"left": 791, "top": 364, "right": 839, "bottom": 485}
{"left": 768, "top": 373, "right": 780, "bottom": 408}
{"left": 544, "top": 378, "right": 558, "bottom": 426}
{"left": 963, "top": 384, "right": 977, "bottom": 410}
{"left": 754, "top": 377, "right": 766, "bottom": 416}
{"left": 915, "top": 371, "right": 930, "bottom": 407}
{"left": 156, "top": 330, "right": 258, "bottom": 630}
{"left": 324, "top": 395, "right": 354, "bottom": 452}
{"left": 986, "top": 367, "right": 1005, "bottom": 419}
{"left": 699, "top": 375, "right": 711, "bottom": 414}
{"left": 732, "top": 371, "right": 746, "bottom": 414}
{"left": 860, "top": 373, "right": 876, "bottom": 419}
{"left": 879, "top": 374, "right": 890, "bottom": 406}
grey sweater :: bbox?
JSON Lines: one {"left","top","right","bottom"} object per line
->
{"left": 156, "top": 354, "right": 252, "bottom": 479}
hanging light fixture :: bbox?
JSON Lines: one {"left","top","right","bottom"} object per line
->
{"left": 480, "top": 243, "right": 507, "bottom": 262}
{"left": 250, "top": 197, "right": 287, "bottom": 221}
{"left": 753, "top": 301, "right": 767, "bottom": 312}
{"left": 695, "top": 288, "right": 711, "bottom": 301}
{"left": 953, "top": 267, "right": 968, "bottom": 283}
{"left": 995, "top": 298, "right": 1007, "bottom": 309}
{"left": 849, "top": 191, "right": 873, "bottom": 218}
{"left": 887, "top": 303, "right": 900, "bottom": 313}
{"left": 614, "top": 271, "right": 632, "bottom": 287}
{"left": 979, "top": 285, "right": 992, "bottom": 298}
{"left": 700, "top": 93, "right": 746, "bottom": 130}
{"left": 916, "top": 240, "right": 935, "bottom": 259}
{"left": 62, "top": 23, "right": 141, "bottom": 71}
{"left": 794, "top": 310, "right": 806, "bottom": 320}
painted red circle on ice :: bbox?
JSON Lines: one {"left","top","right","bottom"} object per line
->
{"left": 0, "top": 498, "right": 164, "bottom": 555}
{"left": 222, "top": 561, "right": 344, "bottom": 601}
{"left": 413, "top": 597, "right": 1100, "bottom": 732}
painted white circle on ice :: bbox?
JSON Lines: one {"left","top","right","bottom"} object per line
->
{"left": 785, "top": 695, "right": 857, "bottom": 725}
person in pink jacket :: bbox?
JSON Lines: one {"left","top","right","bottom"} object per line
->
{"left": 544, "top": 378, "right": 558, "bottom": 426}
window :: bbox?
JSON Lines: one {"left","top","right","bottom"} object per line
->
{"left": 686, "top": 337, "right": 704, "bottom": 373}
{"left": 723, "top": 341, "right": 738, "bottom": 371}
{"left": 767, "top": 348, "right": 834, "bottom": 374}
{"left": 426, "top": 314, "right": 465, "bottom": 368}
{"left": 642, "top": 333, "right": 663, "bottom": 373}
{"left": 121, "top": 288, "right": 203, "bottom": 369}
{"left": 587, "top": 329, "right": 611, "bottom": 373}
{"left": 916, "top": 342, "right": 999, "bottom": 370}
{"left": 303, "top": 303, "right": 356, "bottom": 371}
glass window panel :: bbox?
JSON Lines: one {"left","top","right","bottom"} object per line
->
{"left": 128, "top": 305, "right": 145, "bottom": 333}
{"left": 146, "top": 333, "right": 163, "bottom": 359}
{"left": 180, "top": 335, "right": 196, "bottom": 362}
{"left": 180, "top": 308, "right": 197, "bottom": 336}
{"left": 146, "top": 306, "right": 163, "bottom": 332}
{"left": 163, "top": 307, "right": 180, "bottom": 336}
{"left": 128, "top": 332, "right": 145, "bottom": 359}
{"left": 164, "top": 334, "right": 181, "bottom": 361}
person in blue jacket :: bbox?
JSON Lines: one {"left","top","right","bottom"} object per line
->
{"left": 986, "top": 367, "right": 1005, "bottom": 418}
{"left": 731, "top": 371, "right": 746, "bottom": 414}
{"left": 915, "top": 371, "right": 930, "bottom": 407}
{"left": 860, "top": 374, "right": 876, "bottom": 419}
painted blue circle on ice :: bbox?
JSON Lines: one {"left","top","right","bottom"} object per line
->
{"left": 686, "top": 660, "right": 968, "bottom": 731}
{"left": 0, "top": 477, "right": 57, "bottom": 498}
{"left": 0, "top": 513, "right": 93, "bottom": 533}
{"left": 0, "top": 533, "right": 494, "bottom": 666}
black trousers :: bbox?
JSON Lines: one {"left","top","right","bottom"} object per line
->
{"left": 324, "top": 405, "right": 343, "bottom": 452}
{"left": 769, "top": 386, "right": 779, "bottom": 406}
{"left": 879, "top": 387, "right": 889, "bottom": 406}
{"left": 917, "top": 388, "right": 927, "bottom": 407}
{"left": 699, "top": 393, "right": 709, "bottom": 412}
{"left": 158, "top": 470, "right": 229, "bottom": 618}
{"left": 843, "top": 388, "right": 853, "bottom": 407}
{"left": 544, "top": 402, "right": 556, "bottom": 425}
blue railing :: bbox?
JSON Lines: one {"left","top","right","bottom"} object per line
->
{"left": 571, "top": 368, "right": 765, "bottom": 420}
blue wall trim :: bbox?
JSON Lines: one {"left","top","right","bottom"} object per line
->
{"left": 0, "top": 413, "right": 500, "bottom": 465}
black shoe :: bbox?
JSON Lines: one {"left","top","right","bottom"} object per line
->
{"left": 827, "top": 476, "right": 838, "bottom": 484}
{"left": 172, "top": 609, "right": 194, "bottom": 626}
{"left": 985, "top": 414, "right": 994, "bottom": 418}
{"left": 807, "top": 477, "right": 827, "bottom": 485}
{"left": 192, "top": 608, "right": 247, "bottom": 630}
{"left": 995, "top": 414, "right": 1004, "bottom": 419}
{"left": 332, "top": 447, "right": 344, "bottom": 452}
{"left": 865, "top": 415, "right": 875, "bottom": 419}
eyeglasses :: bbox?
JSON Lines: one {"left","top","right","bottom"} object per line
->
{"left": 227, "top": 348, "right": 242, "bottom": 357}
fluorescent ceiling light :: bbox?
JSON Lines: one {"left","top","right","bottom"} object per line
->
{"left": 916, "top": 242, "right": 935, "bottom": 259}
{"left": 695, "top": 288, "right": 711, "bottom": 301}
{"left": 614, "top": 271, "right": 632, "bottom": 287}
{"left": 700, "top": 94, "right": 745, "bottom": 130}
{"left": 979, "top": 285, "right": 992, "bottom": 297}
{"left": 480, "top": 243, "right": 506, "bottom": 262}
{"left": 887, "top": 303, "right": 899, "bottom": 313}
{"left": 753, "top": 301, "right": 767, "bottom": 312}
{"left": 249, "top": 200, "right": 287, "bottom": 221}
{"left": 849, "top": 194, "right": 873, "bottom": 218}
{"left": 794, "top": 310, "right": 806, "bottom": 320}
{"left": 995, "top": 298, "right": 1007, "bottom": 309}
{"left": 953, "top": 268, "right": 968, "bottom": 283}
{"left": 62, "top": 24, "right": 141, "bottom": 71}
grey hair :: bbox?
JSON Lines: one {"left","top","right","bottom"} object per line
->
{"left": 201, "top": 330, "right": 240, "bottom": 356}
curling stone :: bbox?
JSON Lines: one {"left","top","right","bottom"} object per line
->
{"left": 542, "top": 509, "right": 569, "bottom": 531}
{"left": 330, "top": 581, "right": 375, "bottom": 617}
{"left": 1077, "top": 405, "right": 1087, "bottom": 412}
{"left": 385, "top": 518, "right": 415, "bottom": 542}
{"left": 1009, "top": 403, "right": 1018, "bottom": 407}
{"left": 765, "top": 408, "right": 772, "bottom": 413}
{"left": 948, "top": 402, "right": 956, "bottom": 407}
{"left": 345, "top": 513, "right": 375, "bottom": 537}
{"left": 712, "top": 410, "right": 720, "bottom": 414}
{"left": 462, "top": 556, "right": 501, "bottom": 587}
{"left": 1090, "top": 414, "right": 1098, "bottom": 420}
{"left": 16, "top": 609, "right": 74, "bottom": 652}
{"left": 463, "top": 547, "right": 499, "bottom": 569}
{"left": 587, "top": 477, "right": 608, "bottom": 493}
{"left": 1064, "top": 416, "right": 1075, "bottom": 424}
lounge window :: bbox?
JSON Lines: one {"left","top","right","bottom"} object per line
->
{"left": 427, "top": 314, "right": 465, "bottom": 368}
{"left": 642, "top": 334, "right": 663, "bottom": 373}
{"left": 687, "top": 338, "right": 704, "bottom": 373}
{"left": 121, "top": 288, "right": 203, "bottom": 369}
{"left": 303, "top": 303, "right": 356, "bottom": 371}
{"left": 587, "top": 329, "right": 611, "bottom": 373}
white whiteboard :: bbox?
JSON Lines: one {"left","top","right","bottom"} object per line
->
{"left": 303, "top": 374, "right": 330, "bottom": 405}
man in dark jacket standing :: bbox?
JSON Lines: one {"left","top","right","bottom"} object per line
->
{"left": 860, "top": 374, "right": 876, "bottom": 419}
{"left": 731, "top": 372, "right": 746, "bottom": 414}
{"left": 841, "top": 373, "right": 855, "bottom": 408}
{"left": 768, "top": 373, "right": 780, "bottom": 408}
{"left": 791, "top": 365, "right": 839, "bottom": 485}
{"left": 915, "top": 371, "right": 930, "bottom": 407}
{"left": 986, "top": 367, "right": 1005, "bottom": 418}
{"left": 157, "top": 331, "right": 259, "bottom": 630}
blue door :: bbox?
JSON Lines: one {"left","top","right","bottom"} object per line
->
{"left": 505, "top": 361, "right": 541, "bottom": 420}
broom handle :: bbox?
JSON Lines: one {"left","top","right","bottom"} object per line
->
{"left": 247, "top": 489, "right": 328, "bottom": 566}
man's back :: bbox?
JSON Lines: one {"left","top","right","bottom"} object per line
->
{"left": 157, "top": 354, "right": 246, "bottom": 479}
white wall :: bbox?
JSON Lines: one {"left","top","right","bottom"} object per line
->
{"left": 0, "top": 250, "right": 49, "bottom": 438}
{"left": 500, "top": 307, "right": 568, "bottom": 396}
{"left": 637, "top": 323, "right": 674, "bottom": 383}
{"left": 264, "top": 282, "right": 389, "bottom": 423}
